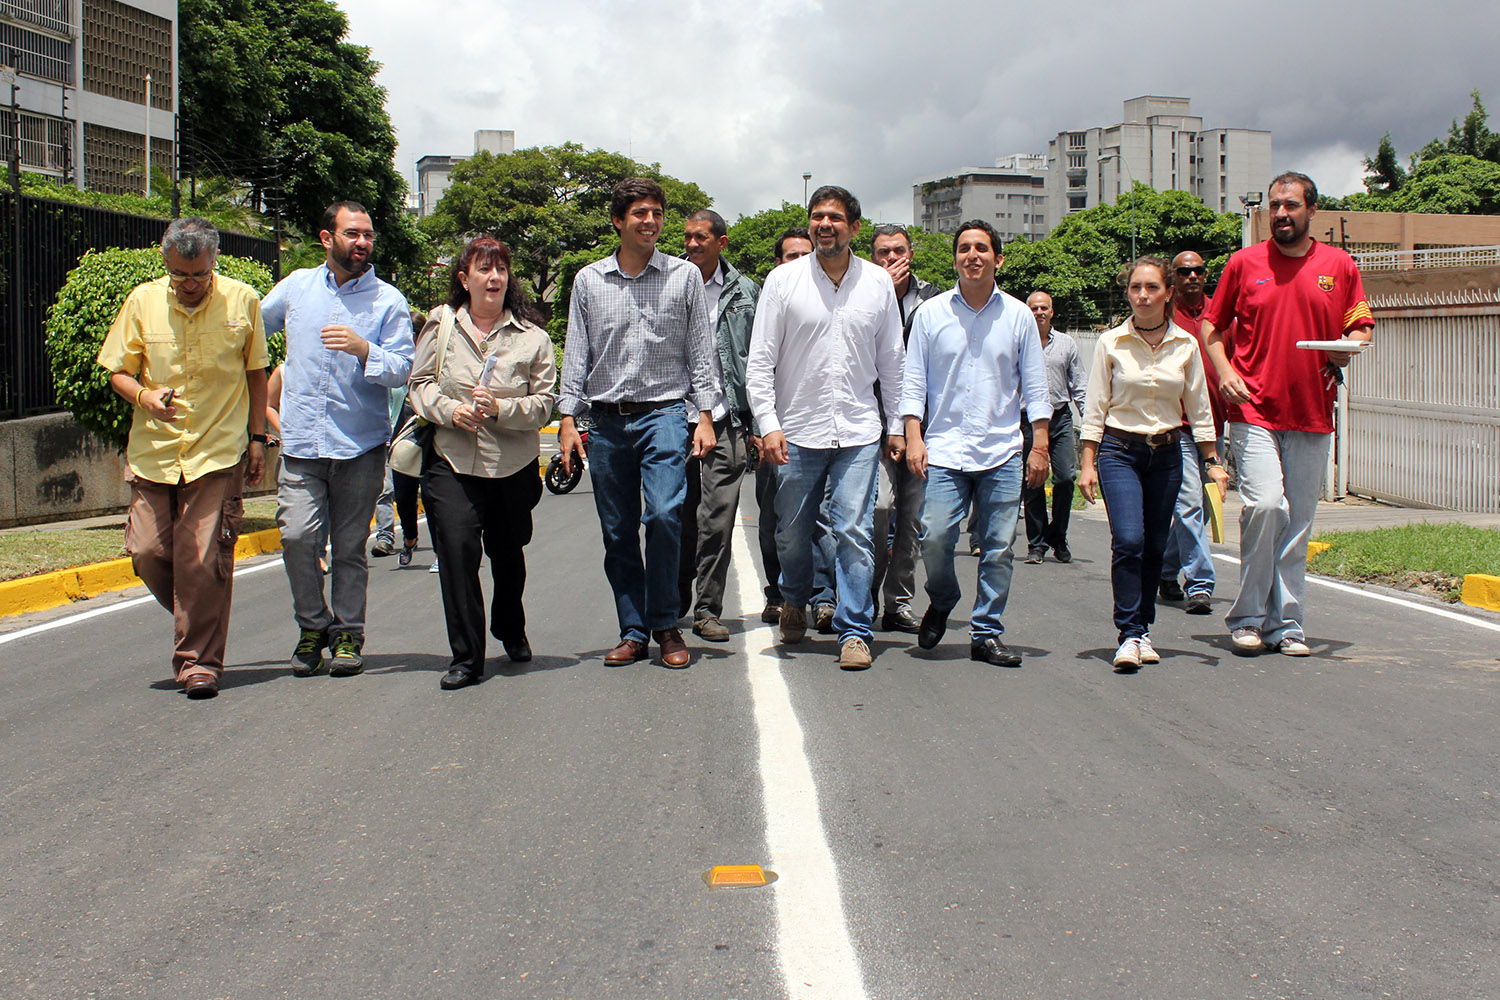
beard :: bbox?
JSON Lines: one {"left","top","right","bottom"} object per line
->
{"left": 331, "top": 241, "right": 371, "bottom": 276}
{"left": 1272, "top": 217, "right": 1308, "bottom": 246}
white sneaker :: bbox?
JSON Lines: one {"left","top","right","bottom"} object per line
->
{"left": 1230, "top": 626, "right": 1263, "bottom": 653}
{"left": 429, "top": 558, "right": 441, "bottom": 574}
{"left": 1113, "top": 638, "right": 1141, "bottom": 670}
{"left": 1271, "top": 636, "right": 1311, "bottom": 656}
{"left": 1137, "top": 634, "right": 1160, "bottom": 664}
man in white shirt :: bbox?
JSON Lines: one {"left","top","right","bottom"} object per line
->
{"left": 746, "top": 186, "right": 906, "bottom": 670}
{"left": 901, "top": 220, "right": 1051, "bottom": 666}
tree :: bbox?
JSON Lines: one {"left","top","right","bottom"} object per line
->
{"left": 178, "top": 0, "right": 421, "bottom": 287}
{"left": 422, "top": 143, "right": 710, "bottom": 313}
{"left": 1418, "top": 89, "right": 1500, "bottom": 164}
{"left": 724, "top": 203, "right": 810, "bottom": 282}
{"left": 1363, "top": 132, "right": 1407, "bottom": 194}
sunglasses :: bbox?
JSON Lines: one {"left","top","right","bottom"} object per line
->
{"left": 1175, "top": 265, "right": 1207, "bottom": 276}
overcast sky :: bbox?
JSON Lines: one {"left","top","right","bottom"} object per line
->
{"left": 336, "top": 0, "right": 1500, "bottom": 224}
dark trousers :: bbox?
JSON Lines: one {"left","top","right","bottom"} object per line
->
{"left": 755, "top": 457, "right": 782, "bottom": 603}
{"left": 422, "top": 459, "right": 542, "bottom": 673}
{"left": 1021, "top": 406, "right": 1077, "bottom": 554}
{"left": 1096, "top": 433, "right": 1182, "bottom": 642}
{"left": 678, "top": 419, "right": 748, "bottom": 619}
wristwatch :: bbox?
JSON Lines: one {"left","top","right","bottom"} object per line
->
{"left": 250, "top": 433, "right": 269, "bottom": 445}
{"left": 1202, "top": 456, "right": 1222, "bottom": 474}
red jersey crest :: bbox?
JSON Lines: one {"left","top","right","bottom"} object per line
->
{"left": 1317, "top": 274, "right": 1335, "bottom": 293}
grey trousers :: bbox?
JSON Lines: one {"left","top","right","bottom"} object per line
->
{"left": 277, "top": 446, "right": 386, "bottom": 639}
{"left": 678, "top": 419, "right": 748, "bottom": 620}
{"left": 872, "top": 450, "right": 924, "bottom": 615}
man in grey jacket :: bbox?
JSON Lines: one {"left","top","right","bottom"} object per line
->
{"left": 678, "top": 209, "right": 761, "bottom": 640}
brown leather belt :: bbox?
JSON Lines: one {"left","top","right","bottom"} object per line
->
{"left": 597, "top": 399, "right": 678, "bottom": 416}
{"left": 1104, "top": 425, "right": 1180, "bottom": 449}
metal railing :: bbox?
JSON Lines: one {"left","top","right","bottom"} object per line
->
{"left": 1352, "top": 244, "right": 1500, "bottom": 272}
{"left": 0, "top": 193, "right": 279, "bottom": 418}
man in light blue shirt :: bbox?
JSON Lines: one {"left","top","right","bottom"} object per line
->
{"left": 900, "top": 220, "right": 1051, "bottom": 666}
{"left": 261, "top": 200, "right": 414, "bottom": 678}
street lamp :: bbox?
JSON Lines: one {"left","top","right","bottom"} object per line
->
{"left": 1098, "top": 152, "right": 1135, "bottom": 260}
{"left": 802, "top": 171, "right": 812, "bottom": 207}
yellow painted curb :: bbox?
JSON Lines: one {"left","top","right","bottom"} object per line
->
{"left": 0, "top": 526, "right": 284, "bottom": 621}
{"left": 1460, "top": 573, "right": 1500, "bottom": 612}
{"left": 1306, "top": 540, "right": 1331, "bottom": 560}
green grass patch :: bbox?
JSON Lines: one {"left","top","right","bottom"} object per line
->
{"left": 0, "top": 499, "right": 280, "bottom": 583}
{"left": 1309, "top": 522, "right": 1500, "bottom": 603}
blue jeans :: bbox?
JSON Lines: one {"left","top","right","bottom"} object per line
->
{"left": 1021, "top": 407, "right": 1077, "bottom": 554}
{"left": 587, "top": 404, "right": 688, "bottom": 643}
{"left": 1096, "top": 433, "right": 1183, "bottom": 642}
{"left": 1161, "top": 433, "right": 1217, "bottom": 597}
{"left": 1226, "top": 423, "right": 1330, "bottom": 644}
{"left": 774, "top": 442, "right": 880, "bottom": 642}
{"left": 919, "top": 455, "right": 1023, "bottom": 641}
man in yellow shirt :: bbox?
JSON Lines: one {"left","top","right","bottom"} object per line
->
{"left": 96, "top": 218, "right": 270, "bottom": 699}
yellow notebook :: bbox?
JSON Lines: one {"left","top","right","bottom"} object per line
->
{"left": 1205, "top": 481, "right": 1225, "bottom": 543}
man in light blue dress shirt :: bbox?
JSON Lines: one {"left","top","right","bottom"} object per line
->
{"left": 261, "top": 201, "right": 414, "bottom": 678}
{"left": 900, "top": 220, "right": 1051, "bottom": 667}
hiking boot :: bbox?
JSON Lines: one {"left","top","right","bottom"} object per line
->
{"left": 329, "top": 631, "right": 364, "bottom": 676}
{"left": 290, "top": 628, "right": 328, "bottom": 677}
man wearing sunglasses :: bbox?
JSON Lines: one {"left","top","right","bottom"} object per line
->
{"left": 1157, "top": 251, "right": 1227, "bottom": 615}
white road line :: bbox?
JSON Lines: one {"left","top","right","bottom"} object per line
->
{"left": 0, "top": 556, "right": 287, "bottom": 647}
{"left": 1211, "top": 552, "right": 1500, "bottom": 633}
{"left": 731, "top": 527, "right": 868, "bottom": 1000}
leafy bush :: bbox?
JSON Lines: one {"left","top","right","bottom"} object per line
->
{"left": 45, "top": 248, "right": 278, "bottom": 451}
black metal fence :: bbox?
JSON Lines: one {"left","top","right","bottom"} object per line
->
{"left": 0, "top": 192, "right": 279, "bottom": 418}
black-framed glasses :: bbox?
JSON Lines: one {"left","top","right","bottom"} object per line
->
{"left": 168, "top": 267, "right": 215, "bottom": 282}
{"left": 1175, "top": 265, "right": 1206, "bottom": 276}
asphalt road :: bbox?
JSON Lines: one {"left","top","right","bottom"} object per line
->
{"left": 2, "top": 478, "right": 1498, "bottom": 1000}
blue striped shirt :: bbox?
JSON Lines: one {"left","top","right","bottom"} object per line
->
{"left": 262, "top": 264, "right": 414, "bottom": 460}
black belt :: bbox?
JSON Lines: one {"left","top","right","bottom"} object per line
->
{"left": 597, "top": 399, "right": 677, "bottom": 416}
{"left": 1104, "top": 425, "right": 1180, "bottom": 449}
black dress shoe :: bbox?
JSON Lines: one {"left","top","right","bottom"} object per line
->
{"left": 184, "top": 675, "right": 219, "bottom": 699}
{"left": 1158, "top": 579, "right": 1185, "bottom": 602}
{"left": 917, "top": 606, "right": 949, "bottom": 650}
{"left": 970, "top": 637, "right": 1022, "bottom": 666}
{"left": 440, "top": 668, "right": 480, "bottom": 690}
{"left": 1053, "top": 543, "right": 1072, "bottom": 564}
{"left": 881, "top": 609, "right": 922, "bottom": 634}
{"left": 502, "top": 635, "right": 532, "bottom": 662}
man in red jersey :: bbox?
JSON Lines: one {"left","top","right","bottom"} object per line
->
{"left": 1202, "top": 172, "right": 1374, "bottom": 657}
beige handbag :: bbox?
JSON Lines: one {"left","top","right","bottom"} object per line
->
{"left": 388, "top": 307, "right": 456, "bottom": 477}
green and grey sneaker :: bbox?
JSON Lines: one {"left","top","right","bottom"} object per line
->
{"left": 290, "top": 628, "right": 328, "bottom": 677}
{"left": 329, "top": 631, "right": 364, "bottom": 677}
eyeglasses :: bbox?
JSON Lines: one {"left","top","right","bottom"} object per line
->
{"left": 168, "top": 267, "right": 214, "bottom": 282}
{"left": 339, "top": 229, "right": 377, "bottom": 242}
{"left": 1175, "top": 265, "right": 1207, "bottom": 276}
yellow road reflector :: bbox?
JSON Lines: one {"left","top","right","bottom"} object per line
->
{"left": 703, "top": 864, "right": 777, "bottom": 888}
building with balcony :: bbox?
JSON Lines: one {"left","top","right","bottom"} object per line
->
{"left": 1045, "top": 96, "right": 1271, "bottom": 229}
{"left": 912, "top": 153, "right": 1049, "bottom": 243}
{"left": 415, "top": 128, "right": 514, "bottom": 217}
{"left": 0, "top": 0, "right": 178, "bottom": 193}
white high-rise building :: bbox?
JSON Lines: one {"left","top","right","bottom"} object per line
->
{"left": 1045, "top": 96, "right": 1272, "bottom": 229}
{"left": 415, "top": 129, "right": 515, "bottom": 217}
{"left": 912, "top": 153, "right": 1049, "bottom": 243}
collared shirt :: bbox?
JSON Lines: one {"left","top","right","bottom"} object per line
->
{"left": 1079, "top": 320, "right": 1216, "bottom": 444}
{"left": 559, "top": 248, "right": 722, "bottom": 418}
{"left": 704, "top": 266, "right": 724, "bottom": 326}
{"left": 1172, "top": 294, "right": 1227, "bottom": 435}
{"left": 1035, "top": 329, "right": 1088, "bottom": 414}
{"left": 260, "top": 263, "right": 414, "bottom": 460}
{"left": 97, "top": 274, "right": 269, "bottom": 485}
{"left": 899, "top": 285, "right": 1049, "bottom": 472}
{"left": 746, "top": 253, "right": 905, "bottom": 449}
{"left": 408, "top": 305, "right": 557, "bottom": 479}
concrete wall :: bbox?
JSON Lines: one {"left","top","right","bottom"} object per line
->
{"left": 0, "top": 413, "right": 277, "bottom": 528}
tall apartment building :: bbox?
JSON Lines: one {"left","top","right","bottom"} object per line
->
{"left": 912, "top": 153, "right": 1049, "bottom": 242}
{"left": 1045, "top": 96, "right": 1271, "bottom": 229}
{"left": 415, "top": 128, "right": 515, "bottom": 217}
{"left": 0, "top": 0, "right": 177, "bottom": 193}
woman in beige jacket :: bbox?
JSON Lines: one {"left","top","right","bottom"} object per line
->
{"left": 409, "top": 237, "right": 556, "bottom": 690}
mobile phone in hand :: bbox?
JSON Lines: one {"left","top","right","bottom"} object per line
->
{"left": 161, "top": 387, "right": 176, "bottom": 406}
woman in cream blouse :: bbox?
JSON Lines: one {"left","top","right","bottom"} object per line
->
{"left": 409, "top": 237, "right": 557, "bottom": 690}
{"left": 1078, "top": 255, "right": 1229, "bottom": 672}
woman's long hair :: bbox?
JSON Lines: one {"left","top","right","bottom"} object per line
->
{"left": 446, "top": 237, "right": 544, "bottom": 325}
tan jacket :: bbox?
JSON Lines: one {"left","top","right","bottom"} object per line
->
{"left": 409, "top": 305, "right": 557, "bottom": 478}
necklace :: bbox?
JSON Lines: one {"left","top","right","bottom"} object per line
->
{"left": 1133, "top": 317, "right": 1167, "bottom": 334}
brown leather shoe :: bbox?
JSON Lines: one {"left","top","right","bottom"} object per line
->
{"left": 184, "top": 673, "right": 219, "bottom": 699}
{"left": 604, "top": 638, "right": 649, "bottom": 665}
{"left": 652, "top": 628, "right": 691, "bottom": 668}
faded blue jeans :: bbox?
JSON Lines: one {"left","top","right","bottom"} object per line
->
{"left": 774, "top": 442, "right": 880, "bottom": 643}
{"left": 919, "top": 455, "right": 1023, "bottom": 641}
{"left": 1161, "top": 432, "right": 1218, "bottom": 597}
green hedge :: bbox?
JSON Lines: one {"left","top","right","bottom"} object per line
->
{"left": 45, "top": 248, "right": 278, "bottom": 451}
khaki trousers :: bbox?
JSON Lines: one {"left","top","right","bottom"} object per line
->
{"left": 125, "top": 462, "right": 245, "bottom": 682}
